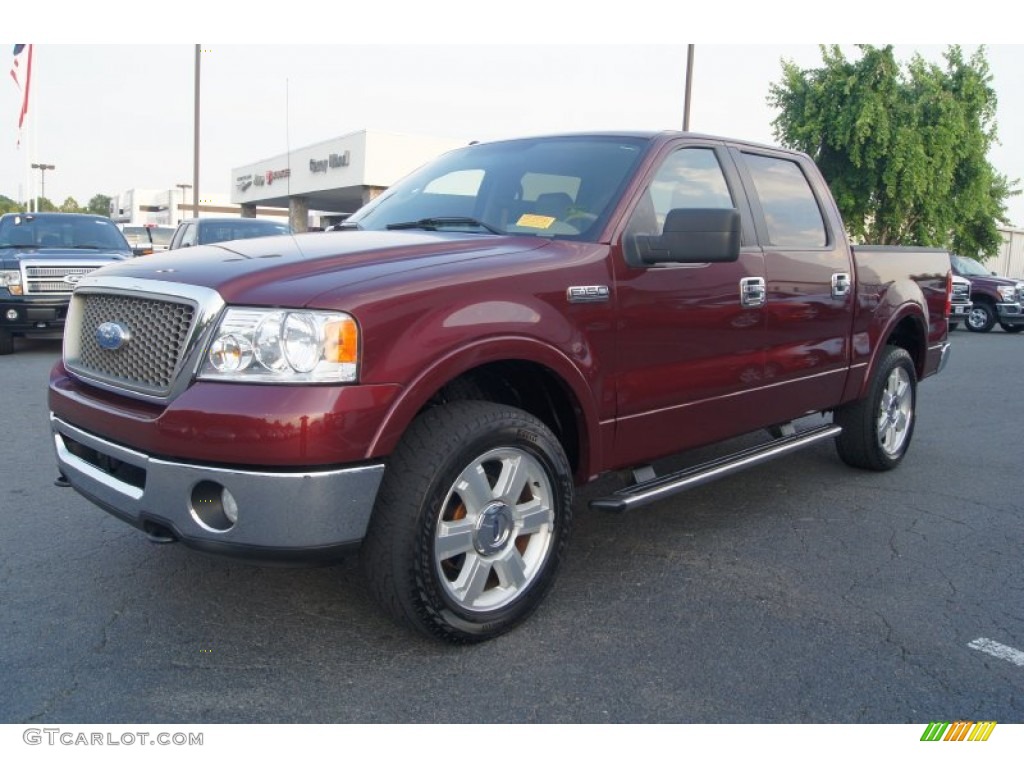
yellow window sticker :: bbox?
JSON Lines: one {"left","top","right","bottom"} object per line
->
{"left": 517, "top": 214, "right": 556, "bottom": 229}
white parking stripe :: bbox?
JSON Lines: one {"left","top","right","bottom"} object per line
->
{"left": 968, "top": 637, "right": 1024, "bottom": 667}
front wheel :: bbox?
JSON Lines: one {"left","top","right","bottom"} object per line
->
{"left": 361, "top": 401, "right": 573, "bottom": 643}
{"left": 966, "top": 301, "right": 996, "bottom": 333}
{"left": 999, "top": 322, "right": 1024, "bottom": 334}
{"left": 834, "top": 346, "right": 917, "bottom": 471}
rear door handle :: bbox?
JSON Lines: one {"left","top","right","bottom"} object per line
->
{"left": 832, "top": 272, "right": 851, "bottom": 299}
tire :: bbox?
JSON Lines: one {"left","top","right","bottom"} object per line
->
{"left": 0, "top": 331, "right": 13, "bottom": 356}
{"left": 948, "top": 322, "right": 959, "bottom": 331}
{"left": 999, "top": 323, "right": 1024, "bottom": 334}
{"left": 834, "top": 346, "right": 916, "bottom": 471}
{"left": 966, "top": 301, "right": 996, "bottom": 333}
{"left": 361, "top": 401, "right": 573, "bottom": 643}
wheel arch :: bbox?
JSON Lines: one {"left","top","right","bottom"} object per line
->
{"left": 366, "top": 337, "right": 601, "bottom": 483}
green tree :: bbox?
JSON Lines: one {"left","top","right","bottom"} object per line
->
{"left": 769, "top": 45, "right": 1017, "bottom": 259}
{"left": 59, "top": 196, "right": 82, "bottom": 213}
{"left": 87, "top": 194, "right": 112, "bottom": 217}
{"left": 0, "top": 195, "right": 20, "bottom": 214}
{"left": 35, "top": 197, "right": 57, "bottom": 212}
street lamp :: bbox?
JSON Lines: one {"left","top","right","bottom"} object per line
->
{"left": 176, "top": 183, "right": 192, "bottom": 223}
{"left": 31, "top": 163, "right": 55, "bottom": 212}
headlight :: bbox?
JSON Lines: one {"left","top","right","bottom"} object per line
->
{"left": 0, "top": 269, "right": 22, "bottom": 295}
{"left": 997, "top": 285, "right": 1017, "bottom": 302}
{"left": 199, "top": 308, "right": 359, "bottom": 383}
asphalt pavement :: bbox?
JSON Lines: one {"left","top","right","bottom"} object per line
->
{"left": 1, "top": 329, "right": 1021, "bottom": 724}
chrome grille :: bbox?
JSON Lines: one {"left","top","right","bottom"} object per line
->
{"left": 22, "top": 263, "right": 103, "bottom": 294}
{"left": 67, "top": 293, "right": 196, "bottom": 397}
{"left": 951, "top": 282, "right": 970, "bottom": 300}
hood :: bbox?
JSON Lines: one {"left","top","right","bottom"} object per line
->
{"left": 0, "top": 245, "right": 130, "bottom": 267}
{"left": 82, "top": 230, "right": 550, "bottom": 307}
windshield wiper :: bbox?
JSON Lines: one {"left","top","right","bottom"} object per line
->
{"left": 386, "top": 217, "right": 503, "bottom": 235}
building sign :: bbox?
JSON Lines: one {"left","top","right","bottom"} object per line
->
{"left": 236, "top": 174, "right": 253, "bottom": 192}
{"left": 250, "top": 168, "right": 291, "bottom": 188}
{"left": 309, "top": 151, "right": 351, "bottom": 174}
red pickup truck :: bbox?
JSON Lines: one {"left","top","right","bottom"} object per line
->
{"left": 49, "top": 132, "right": 951, "bottom": 643}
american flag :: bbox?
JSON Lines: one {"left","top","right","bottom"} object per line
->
{"left": 10, "top": 44, "right": 33, "bottom": 139}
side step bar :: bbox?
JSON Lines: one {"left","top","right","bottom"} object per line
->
{"left": 590, "top": 424, "right": 842, "bottom": 513}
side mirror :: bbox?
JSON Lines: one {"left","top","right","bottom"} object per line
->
{"left": 635, "top": 208, "right": 740, "bottom": 264}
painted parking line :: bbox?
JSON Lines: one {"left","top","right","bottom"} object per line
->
{"left": 968, "top": 637, "right": 1024, "bottom": 667}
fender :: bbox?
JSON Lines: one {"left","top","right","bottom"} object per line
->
{"left": 366, "top": 335, "right": 603, "bottom": 482}
{"left": 843, "top": 299, "right": 928, "bottom": 404}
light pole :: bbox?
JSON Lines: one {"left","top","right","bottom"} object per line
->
{"left": 31, "top": 163, "right": 55, "bottom": 212}
{"left": 683, "top": 44, "right": 695, "bottom": 132}
{"left": 176, "top": 183, "right": 192, "bottom": 223}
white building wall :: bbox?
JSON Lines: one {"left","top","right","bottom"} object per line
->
{"left": 994, "top": 227, "right": 1024, "bottom": 278}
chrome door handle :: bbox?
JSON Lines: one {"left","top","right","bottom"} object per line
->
{"left": 832, "top": 272, "right": 851, "bottom": 299}
{"left": 740, "top": 277, "right": 766, "bottom": 308}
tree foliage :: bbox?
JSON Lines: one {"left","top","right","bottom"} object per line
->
{"left": 769, "top": 45, "right": 1017, "bottom": 258}
{"left": 87, "top": 194, "right": 112, "bottom": 217}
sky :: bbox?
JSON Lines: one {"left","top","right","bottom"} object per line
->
{"left": 5, "top": 5, "right": 1024, "bottom": 227}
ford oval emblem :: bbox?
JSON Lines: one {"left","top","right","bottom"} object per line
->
{"left": 64, "top": 274, "right": 82, "bottom": 285}
{"left": 96, "top": 321, "right": 130, "bottom": 351}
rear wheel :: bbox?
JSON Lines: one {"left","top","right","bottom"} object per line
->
{"left": 834, "top": 346, "right": 916, "bottom": 471}
{"left": 361, "top": 401, "right": 573, "bottom": 643}
{"left": 948, "top": 322, "right": 959, "bottom": 331}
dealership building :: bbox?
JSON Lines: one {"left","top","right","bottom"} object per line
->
{"left": 230, "top": 130, "right": 467, "bottom": 231}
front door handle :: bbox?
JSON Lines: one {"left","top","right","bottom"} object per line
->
{"left": 740, "top": 277, "right": 766, "bottom": 308}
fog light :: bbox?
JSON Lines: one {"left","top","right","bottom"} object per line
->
{"left": 5, "top": 309, "right": 17, "bottom": 321}
{"left": 189, "top": 481, "right": 237, "bottom": 532}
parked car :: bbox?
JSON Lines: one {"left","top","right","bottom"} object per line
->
{"left": 948, "top": 274, "right": 973, "bottom": 330}
{"left": 50, "top": 131, "right": 951, "bottom": 642}
{"left": 118, "top": 224, "right": 176, "bottom": 256}
{"left": 950, "top": 254, "right": 1024, "bottom": 333}
{"left": 0, "top": 212, "right": 130, "bottom": 355}
{"left": 168, "top": 217, "right": 291, "bottom": 250}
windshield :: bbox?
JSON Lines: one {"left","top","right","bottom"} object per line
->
{"left": 0, "top": 214, "right": 131, "bottom": 252}
{"left": 952, "top": 254, "right": 992, "bottom": 277}
{"left": 347, "top": 136, "right": 650, "bottom": 240}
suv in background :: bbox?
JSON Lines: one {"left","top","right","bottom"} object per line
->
{"left": 0, "top": 212, "right": 131, "bottom": 354}
{"left": 950, "top": 254, "right": 1024, "bottom": 333}
{"left": 168, "top": 218, "right": 291, "bottom": 250}
{"left": 119, "top": 224, "right": 176, "bottom": 256}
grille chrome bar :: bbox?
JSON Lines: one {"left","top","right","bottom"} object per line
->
{"left": 20, "top": 260, "right": 110, "bottom": 295}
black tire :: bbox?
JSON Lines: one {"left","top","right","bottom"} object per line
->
{"left": 966, "top": 301, "right": 996, "bottom": 333}
{"left": 361, "top": 401, "right": 573, "bottom": 644}
{"left": 999, "top": 322, "right": 1024, "bottom": 334}
{"left": 948, "top": 322, "right": 959, "bottom": 331}
{"left": 0, "top": 331, "right": 13, "bottom": 356}
{"left": 834, "top": 346, "right": 916, "bottom": 471}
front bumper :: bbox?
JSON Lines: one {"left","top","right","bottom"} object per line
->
{"left": 1, "top": 295, "right": 69, "bottom": 335}
{"left": 996, "top": 302, "right": 1024, "bottom": 326}
{"left": 51, "top": 413, "right": 384, "bottom": 562}
{"left": 948, "top": 302, "right": 972, "bottom": 319}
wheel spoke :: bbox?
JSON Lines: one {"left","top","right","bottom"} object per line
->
{"left": 494, "top": 453, "right": 530, "bottom": 502}
{"left": 455, "top": 463, "right": 495, "bottom": 515}
{"left": 435, "top": 518, "right": 476, "bottom": 561}
{"left": 451, "top": 553, "right": 492, "bottom": 605}
{"left": 516, "top": 500, "right": 553, "bottom": 535}
{"left": 492, "top": 548, "right": 528, "bottom": 590}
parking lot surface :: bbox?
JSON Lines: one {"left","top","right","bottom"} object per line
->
{"left": 1, "top": 330, "right": 1021, "bottom": 723}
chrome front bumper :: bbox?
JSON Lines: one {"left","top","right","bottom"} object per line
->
{"left": 51, "top": 413, "right": 384, "bottom": 561}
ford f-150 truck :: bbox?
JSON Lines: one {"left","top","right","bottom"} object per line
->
{"left": 49, "top": 132, "right": 952, "bottom": 643}
{"left": 0, "top": 213, "right": 131, "bottom": 354}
